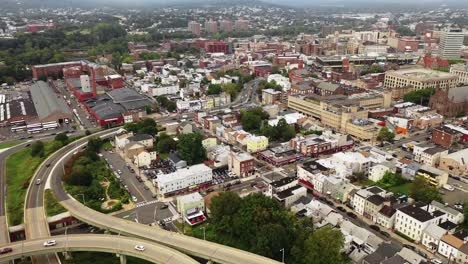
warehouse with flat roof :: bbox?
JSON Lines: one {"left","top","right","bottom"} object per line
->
{"left": 30, "top": 81, "right": 72, "bottom": 123}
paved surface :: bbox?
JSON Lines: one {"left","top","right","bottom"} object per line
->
{"left": 0, "top": 234, "right": 199, "bottom": 264}
{"left": 23, "top": 129, "right": 120, "bottom": 264}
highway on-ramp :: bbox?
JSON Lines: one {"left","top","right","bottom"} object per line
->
{"left": 46, "top": 132, "right": 282, "bottom": 264}
{"left": 0, "top": 234, "right": 200, "bottom": 264}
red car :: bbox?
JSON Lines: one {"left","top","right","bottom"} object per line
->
{"left": 0, "top": 247, "right": 12, "bottom": 254}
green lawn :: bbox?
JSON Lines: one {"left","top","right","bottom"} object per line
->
{"left": 60, "top": 251, "right": 152, "bottom": 264}
{"left": 173, "top": 221, "right": 215, "bottom": 241}
{"left": 388, "top": 183, "right": 412, "bottom": 196}
{"left": 6, "top": 141, "right": 63, "bottom": 226}
{"left": 0, "top": 140, "right": 21, "bottom": 150}
{"left": 44, "top": 189, "right": 67, "bottom": 217}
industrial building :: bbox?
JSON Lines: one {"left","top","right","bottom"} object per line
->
{"left": 30, "top": 81, "right": 72, "bottom": 123}
{"left": 83, "top": 88, "right": 152, "bottom": 127}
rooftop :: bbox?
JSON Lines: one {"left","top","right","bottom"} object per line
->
{"left": 398, "top": 205, "right": 444, "bottom": 223}
{"left": 386, "top": 68, "right": 457, "bottom": 81}
{"left": 157, "top": 164, "right": 212, "bottom": 185}
{"left": 177, "top": 192, "right": 204, "bottom": 204}
{"left": 270, "top": 176, "right": 297, "bottom": 188}
{"left": 30, "top": 81, "right": 71, "bottom": 119}
{"left": 275, "top": 185, "right": 305, "bottom": 200}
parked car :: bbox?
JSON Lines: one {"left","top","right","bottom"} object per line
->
{"left": 134, "top": 245, "right": 145, "bottom": 251}
{"left": 43, "top": 240, "right": 57, "bottom": 247}
{"left": 403, "top": 244, "right": 416, "bottom": 251}
{"left": 0, "top": 248, "right": 12, "bottom": 255}
{"left": 430, "top": 259, "right": 443, "bottom": 264}
{"left": 160, "top": 204, "right": 169, "bottom": 209}
{"left": 336, "top": 206, "right": 346, "bottom": 212}
{"left": 346, "top": 212, "right": 357, "bottom": 219}
{"left": 443, "top": 184, "right": 455, "bottom": 191}
{"left": 380, "top": 231, "right": 390, "bottom": 238}
{"left": 132, "top": 196, "right": 138, "bottom": 202}
{"left": 45, "top": 163, "right": 51, "bottom": 168}
{"left": 117, "top": 169, "right": 122, "bottom": 175}
{"left": 369, "top": 225, "right": 380, "bottom": 232}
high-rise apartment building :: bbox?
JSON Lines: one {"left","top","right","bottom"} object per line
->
{"left": 438, "top": 28, "right": 464, "bottom": 59}
{"left": 204, "top": 19, "right": 218, "bottom": 34}
{"left": 188, "top": 21, "right": 201, "bottom": 36}
{"left": 234, "top": 18, "right": 249, "bottom": 32}
{"left": 219, "top": 19, "right": 233, "bottom": 32}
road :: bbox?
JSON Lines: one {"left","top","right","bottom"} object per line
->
{"left": 23, "top": 128, "right": 120, "bottom": 264}
{"left": 0, "top": 234, "right": 199, "bottom": 264}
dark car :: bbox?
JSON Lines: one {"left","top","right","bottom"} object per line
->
{"left": 403, "top": 244, "right": 416, "bottom": 251}
{"left": 336, "top": 206, "right": 346, "bottom": 212}
{"left": 25, "top": 143, "right": 31, "bottom": 147}
{"left": 45, "top": 164, "right": 51, "bottom": 168}
{"left": 0, "top": 247, "right": 12, "bottom": 255}
{"left": 380, "top": 231, "right": 390, "bottom": 238}
{"left": 160, "top": 204, "right": 169, "bottom": 209}
{"left": 346, "top": 212, "right": 357, "bottom": 219}
{"left": 369, "top": 225, "right": 380, "bottom": 232}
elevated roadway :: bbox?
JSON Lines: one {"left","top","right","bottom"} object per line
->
{"left": 0, "top": 234, "right": 199, "bottom": 264}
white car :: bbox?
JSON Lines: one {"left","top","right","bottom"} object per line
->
{"left": 132, "top": 196, "right": 138, "bottom": 202}
{"left": 134, "top": 245, "right": 145, "bottom": 251}
{"left": 117, "top": 169, "right": 122, "bottom": 175}
{"left": 43, "top": 240, "right": 57, "bottom": 247}
{"left": 443, "top": 184, "right": 455, "bottom": 191}
{"left": 431, "top": 259, "right": 443, "bottom": 264}
{"left": 35, "top": 179, "right": 42, "bottom": 185}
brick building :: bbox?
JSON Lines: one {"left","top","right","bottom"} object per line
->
{"left": 32, "top": 61, "right": 82, "bottom": 79}
{"left": 429, "top": 86, "right": 468, "bottom": 117}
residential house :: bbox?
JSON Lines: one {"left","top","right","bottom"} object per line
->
{"left": 351, "top": 186, "right": 387, "bottom": 216}
{"left": 164, "top": 122, "right": 179, "bottom": 135}
{"left": 177, "top": 192, "right": 205, "bottom": 218}
{"left": 227, "top": 151, "right": 255, "bottom": 177}
{"left": 156, "top": 164, "right": 212, "bottom": 196}
{"left": 246, "top": 135, "right": 269, "bottom": 153}
{"left": 455, "top": 243, "right": 468, "bottom": 264}
{"left": 202, "top": 136, "right": 217, "bottom": 151}
{"left": 369, "top": 162, "right": 397, "bottom": 182}
{"left": 178, "top": 122, "right": 195, "bottom": 135}
{"left": 421, "top": 224, "right": 447, "bottom": 252}
{"left": 169, "top": 152, "right": 187, "bottom": 169}
{"left": 133, "top": 150, "right": 157, "bottom": 168}
{"left": 394, "top": 205, "right": 447, "bottom": 242}
{"left": 128, "top": 134, "right": 154, "bottom": 149}
{"left": 420, "top": 147, "right": 448, "bottom": 167}
{"left": 340, "top": 219, "right": 384, "bottom": 254}
{"left": 124, "top": 142, "right": 146, "bottom": 160}
{"left": 427, "top": 201, "right": 464, "bottom": 225}
{"left": 361, "top": 243, "right": 402, "bottom": 264}
{"left": 376, "top": 205, "right": 396, "bottom": 229}
{"left": 438, "top": 231, "right": 468, "bottom": 260}
{"left": 364, "top": 195, "right": 391, "bottom": 223}
{"left": 268, "top": 176, "right": 307, "bottom": 208}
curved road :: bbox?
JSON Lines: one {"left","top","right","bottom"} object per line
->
{"left": 0, "top": 234, "right": 199, "bottom": 264}
{"left": 45, "top": 133, "right": 281, "bottom": 264}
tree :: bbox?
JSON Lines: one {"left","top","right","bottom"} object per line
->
{"left": 410, "top": 176, "right": 443, "bottom": 203}
{"left": 261, "top": 118, "right": 296, "bottom": 142}
{"left": 240, "top": 107, "right": 269, "bottom": 133}
{"left": 54, "top": 132, "right": 69, "bottom": 145}
{"left": 177, "top": 133, "right": 206, "bottom": 165}
{"left": 301, "top": 226, "right": 346, "bottom": 264}
{"left": 222, "top": 82, "right": 242, "bottom": 98}
{"left": 87, "top": 137, "right": 104, "bottom": 153}
{"left": 85, "top": 130, "right": 91, "bottom": 136}
{"left": 156, "top": 133, "right": 177, "bottom": 153}
{"left": 403, "top": 88, "right": 435, "bottom": 105}
{"left": 396, "top": 26, "right": 415, "bottom": 36}
{"left": 68, "top": 164, "right": 93, "bottom": 186}
{"left": 31, "top": 141, "right": 45, "bottom": 157}
{"left": 377, "top": 171, "right": 407, "bottom": 188}
{"left": 123, "top": 118, "right": 158, "bottom": 136}
{"left": 207, "top": 84, "right": 223, "bottom": 95}
{"left": 377, "top": 126, "right": 395, "bottom": 143}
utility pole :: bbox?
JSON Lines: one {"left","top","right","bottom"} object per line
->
{"left": 78, "top": 193, "right": 85, "bottom": 204}
{"left": 280, "top": 248, "right": 285, "bottom": 263}
{"left": 201, "top": 226, "right": 206, "bottom": 240}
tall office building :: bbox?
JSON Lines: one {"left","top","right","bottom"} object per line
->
{"left": 205, "top": 19, "right": 218, "bottom": 34}
{"left": 219, "top": 19, "right": 233, "bottom": 32}
{"left": 439, "top": 28, "right": 464, "bottom": 59}
{"left": 188, "top": 21, "right": 201, "bottom": 36}
{"left": 234, "top": 18, "right": 249, "bottom": 32}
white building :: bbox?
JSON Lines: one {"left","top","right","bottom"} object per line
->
{"left": 394, "top": 205, "right": 447, "bottom": 242}
{"left": 149, "top": 85, "right": 180, "bottom": 97}
{"left": 427, "top": 201, "right": 464, "bottom": 224}
{"left": 156, "top": 164, "right": 213, "bottom": 195}
{"left": 114, "top": 131, "right": 134, "bottom": 150}
{"left": 421, "top": 224, "right": 447, "bottom": 252}
{"left": 267, "top": 74, "right": 291, "bottom": 91}
{"left": 176, "top": 99, "right": 202, "bottom": 112}
{"left": 369, "top": 163, "right": 395, "bottom": 182}
{"left": 133, "top": 150, "right": 157, "bottom": 168}
{"left": 439, "top": 28, "right": 464, "bottom": 59}
{"left": 419, "top": 147, "right": 448, "bottom": 167}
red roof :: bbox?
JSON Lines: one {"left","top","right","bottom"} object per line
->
{"left": 422, "top": 55, "right": 449, "bottom": 69}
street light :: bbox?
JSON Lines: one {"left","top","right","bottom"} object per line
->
{"left": 153, "top": 204, "right": 158, "bottom": 225}
{"left": 280, "top": 248, "right": 285, "bottom": 263}
{"left": 201, "top": 226, "right": 206, "bottom": 240}
{"left": 78, "top": 193, "right": 85, "bottom": 204}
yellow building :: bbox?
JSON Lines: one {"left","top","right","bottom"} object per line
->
{"left": 202, "top": 137, "right": 217, "bottom": 151}
{"left": 384, "top": 68, "right": 458, "bottom": 91}
{"left": 287, "top": 95, "right": 322, "bottom": 119}
{"left": 246, "top": 135, "right": 269, "bottom": 153}
{"left": 416, "top": 165, "right": 449, "bottom": 187}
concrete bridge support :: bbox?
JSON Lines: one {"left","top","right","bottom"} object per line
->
{"left": 119, "top": 254, "right": 127, "bottom": 264}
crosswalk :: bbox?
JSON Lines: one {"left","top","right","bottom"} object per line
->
{"left": 135, "top": 199, "right": 158, "bottom": 208}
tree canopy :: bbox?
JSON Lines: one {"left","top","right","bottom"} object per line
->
{"left": 209, "top": 192, "right": 344, "bottom": 263}
{"left": 261, "top": 118, "right": 296, "bottom": 142}
{"left": 240, "top": 107, "right": 270, "bottom": 133}
{"left": 31, "top": 141, "right": 45, "bottom": 157}
{"left": 156, "top": 133, "right": 177, "bottom": 153}
{"left": 123, "top": 118, "right": 158, "bottom": 136}
{"left": 177, "top": 133, "right": 206, "bottom": 165}
{"left": 377, "top": 126, "right": 395, "bottom": 142}
{"left": 403, "top": 88, "right": 435, "bottom": 106}
{"left": 410, "top": 176, "right": 443, "bottom": 203}
{"left": 207, "top": 84, "right": 223, "bottom": 95}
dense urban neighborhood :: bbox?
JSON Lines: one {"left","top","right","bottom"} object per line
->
{"left": 0, "top": 0, "right": 468, "bottom": 264}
